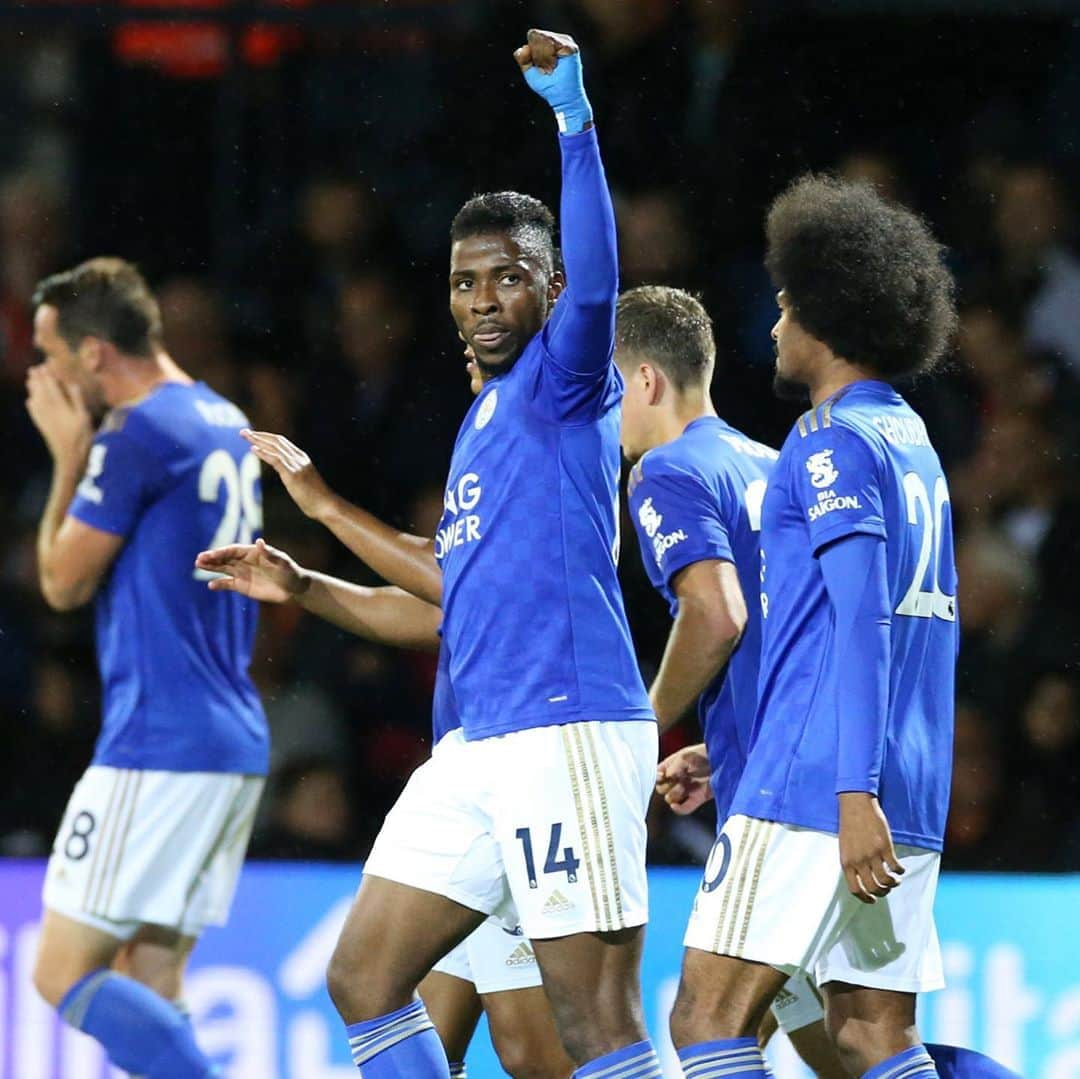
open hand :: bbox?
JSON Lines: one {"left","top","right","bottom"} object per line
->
{"left": 242, "top": 430, "right": 335, "bottom": 520}
{"left": 25, "top": 366, "right": 93, "bottom": 467}
{"left": 838, "top": 792, "right": 905, "bottom": 903}
{"left": 195, "top": 537, "right": 308, "bottom": 604}
{"left": 656, "top": 743, "right": 713, "bottom": 816}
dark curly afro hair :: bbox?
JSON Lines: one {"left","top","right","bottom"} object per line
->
{"left": 765, "top": 174, "right": 957, "bottom": 380}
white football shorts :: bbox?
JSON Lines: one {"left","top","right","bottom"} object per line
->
{"left": 431, "top": 918, "right": 543, "bottom": 995}
{"left": 364, "top": 720, "right": 657, "bottom": 939}
{"left": 684, "top": 814, "right": 944, "bottom": 994}
{"left": 771, "top": 971, "right": 825, "bottom": 1035}
{"left": 43, "top": 766, "right": 264, "bottom": 940}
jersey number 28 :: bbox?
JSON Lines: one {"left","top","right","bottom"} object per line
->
{"left": 193, "top": 450, "right": 262, "bottom": 580}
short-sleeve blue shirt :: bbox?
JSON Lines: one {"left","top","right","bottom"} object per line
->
{"left": 627, "top": 416, "right": 776, "bottom": 820}
{"left": 68, "top": 381, "right": 268, "bottom": 775}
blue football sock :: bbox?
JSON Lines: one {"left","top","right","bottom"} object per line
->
{"left": 678, "top": 1036, "right": 767, "bottom": 1078}
{"left": 863, "top": 1045, "right": 938, "bottom": 1079}
{"left": 576, "top": 1039, "right": 662, "bottom": 1077}
{"left": 345, "top": 998, "right": 450, "bottom": 1077}
{"left": 926, "top": 1044, "right": 1022, "bottom": 1078}
{"left": 58, "top": 969, "right": 215, "bottom": 1078}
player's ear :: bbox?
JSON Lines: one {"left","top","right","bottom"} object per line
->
{"left": 644, "top": 363, "right": 664, "bottom": 406}
{"left": 548, "top": 269, "right": 566, "bottom": 308}
{"left": 78, "top": 336, "right": 105, "bottom": 373}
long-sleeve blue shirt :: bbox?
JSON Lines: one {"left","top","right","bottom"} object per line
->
{"left": 732, "top": 381, "right": 959, "bottom": 850}
{"left": 434, "top": 127, "right": 653, "bottom": 740}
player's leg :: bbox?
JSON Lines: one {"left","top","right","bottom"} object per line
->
{"left": 33, "top": 908, "right": 124, "bottom": 1006}
{"left": 114, "top": 924, "right": 198, "bottom": 1001}
{"left": 767, "top": 972, "right": 848, "bottom": 1079}
{"left": 482, "top": 986, "right": 574, "bottom": 1079}
{"left": 115, "top": 925, "right": 202, "bottom": 1050}
{"left": 816, "top": 844, "right": 945, "bottom": 1078}
{"left": 671, "top": 953, "right": 786, "bottom": 1044}
{"left": 787, "top": 1023, "right": 850, "bottom": 1079}
{"left": 35, "top": 766, "right": 226, "bottom": 1078}
{"left": 327, "top": 731, "right": 498, "bottom": 1076}
{"left": 531, "top": 927, "right": 652, "bottom": 1065}
{"left": 500, "top": 720, "right": 663, "bottom": 1076}
{"left": 327, "top": 876, "right": 485, "bottom": 1075}
{"left": 462, "top": 918, "right": 573, "bottom": 1079}
{"left": 671, "top": 816, "right": 855, "bottom": 1077}
{"left": 34, "top": 909, "right": 217, "bottom": 1077}
{"left": 423, "top": 918, "right": 574, "bottom": 1079}
{"left": 419, "top": 968, "right": 483, "bottom": 1077}
{"left": 824, "top": 985, "right": 933, "bottom": 1077}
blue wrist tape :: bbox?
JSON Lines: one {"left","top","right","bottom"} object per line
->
{"left": 523, "top": 51, "right": 593, "bottom": 134}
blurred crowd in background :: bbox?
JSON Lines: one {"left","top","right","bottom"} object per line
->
{"left": 1, "top": 0, "right": 1079, "bottom": 871}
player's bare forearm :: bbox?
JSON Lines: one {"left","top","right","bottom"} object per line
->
{"left": 650, "top": 599, "right": 741, "bottom": 730}
{"left": 242, "top": 428, "right": 442, "bottom": 604}
{"left": 299, "top": 575, "right": 441, "bottom": 651}
{"left": 315, "top": 494, "right": 442, "bottom": 607}
{"left": 36, "top": 462, "right": 88, "bottom": 609}
{"left": 650, "top": 559, "right": 746, "bottom": 729}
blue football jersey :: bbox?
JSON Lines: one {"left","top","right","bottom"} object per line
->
{"left": 431, "top": 642, "right": 459, "bottom": 746}
{"left": 68, "top": 381, "right": 268, "bottom": 774}
{"left": 435, "top": 335, "right": 653, "bottom": 739}
{"left": 732, "top": 380, "right": 958, "bottom": 849}
{"left": 627, "top": 416, "right": 776, "bottom": 821}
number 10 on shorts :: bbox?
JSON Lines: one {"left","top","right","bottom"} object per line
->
{"left": 515, "top": 823, "right": 580, "bottom": 888}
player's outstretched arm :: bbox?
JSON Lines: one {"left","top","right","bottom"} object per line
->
{"left": 241, "top": 430, "right": 442, "bottom": 606}
{"left": 650, "top": 559, "right": 747, "bottom": 730}
{"left": 516, "top": 30, "right": 617, "bottom": 383}
{"left": 195, "top": 539, "right": 441, "bottom": 650}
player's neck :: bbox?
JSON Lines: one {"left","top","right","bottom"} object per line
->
{"left": 655, "top": 394, "right": 715, "bottom": 448}
{"left": 104, "top": 350, "right": 192, "bottom": 408}
{"left": 807, "top": 358, "right": 876, "bottom": 407}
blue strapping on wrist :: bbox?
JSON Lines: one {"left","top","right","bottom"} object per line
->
{"left": 524, "top": 51, "right": 593, "bottom": 134}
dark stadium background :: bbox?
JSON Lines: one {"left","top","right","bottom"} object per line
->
{"left": 1, "top": 0, "right": 1079, "bottom": 878}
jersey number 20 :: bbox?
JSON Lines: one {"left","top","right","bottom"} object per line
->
{"left": 193, "top": 450, "right": 262, "bottom": 580}
{"left": 896, "top": 472, "right": 955, "bottom": 621}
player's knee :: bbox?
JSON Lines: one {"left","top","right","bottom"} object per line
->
{"left": 548, "top": 1002, "right": 645, "bottom": 1066}
{"left": 32, "top": 952, "right": 73, "bottom": 1010}
{"left": 669, "top": 979, "right": 756, "bottom": 1047}
{"left": 325, "top": 941, "right": 402, "bottom": 1023}
{"left": 669, "top": 987, "right": 705, "bottom": 1049}
{"left": 325, "top": 946, "right": 365, "bottom": 1019}
{"left": 826, "top": 1012, "right": 894, "bottom": 1075}
{"left": 492, "top": 1034, "right": 569, "bottom": 1079}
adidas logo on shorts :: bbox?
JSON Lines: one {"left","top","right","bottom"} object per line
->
{"left": 505, "top": 942, "right": 537, "bottom": 968}
{"left": 772, "top": 987, "right": 797, "bottom": 1010}
{"left": 543, "top": 890, "right": 573, "bottom": 914}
